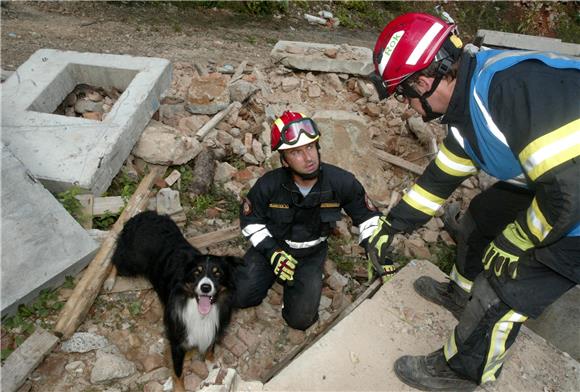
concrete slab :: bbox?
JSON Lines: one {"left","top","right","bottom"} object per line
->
{"left": 266, "top": 260, "right": 579, "bottom": 391}
{"left": 476, "top": 29, "right": 580, "bottom": 57}
{"left": 1, "top": 49, "right": 172, "bottom": 195}
{"left": 1, "top": 146, "right": 99, "bottom": 316}
{"left": 271, "top": 41, "right": 373, "bottom": 76}
{"left": 313, "top": 110, "right": 390, "bottom": 205}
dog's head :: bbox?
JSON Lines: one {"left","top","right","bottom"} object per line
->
{"left": 183, "top": 255, "right": 240, "bottom": 315}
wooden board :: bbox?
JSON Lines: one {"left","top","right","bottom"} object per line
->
{"left": 1, "top": 328, "right": 59, "bottom": 392}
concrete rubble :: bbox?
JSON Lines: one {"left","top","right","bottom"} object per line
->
{"left": 2, "top": 36, "right": 579, "bottom": 392}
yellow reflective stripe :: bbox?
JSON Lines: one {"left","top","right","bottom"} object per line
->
{"left": 519, "top": 119, "right": 580, "bottom": 181}
{"left": 526, "top": 198, "right": 553, "bottom": 242}
{"left": 449, "top": 264, "right": 473, "bottom": 293}
{"left": 402, "top": 184, "right": 445, "bottom": 216}
{"left": 435, "top": 144, "right": 477, "bottom": 177}
{"left": 274, "top": 118, "right": 286, "bottom": 131}
{"left": 481, "top": 310, "right": 527, "bottom": 383}
{"left": 444, "top": 329, "right": 458, "bottom": 359}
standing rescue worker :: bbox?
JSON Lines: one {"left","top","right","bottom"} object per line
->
{"left": 233, "top": 111, "right": 395, "bottom": 330}
{"left": 369, "top": 12, "right": 580, "bottom": 391}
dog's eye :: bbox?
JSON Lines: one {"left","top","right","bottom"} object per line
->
{"left": 211, "top": 266, "right": 222, "bottom": 277}
{"left": 194, "top": 266, "right": 203, "bottom": 275}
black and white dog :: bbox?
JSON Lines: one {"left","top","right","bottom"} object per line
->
{"left": 112, "top": 211, "right": 240, "bottom": 391}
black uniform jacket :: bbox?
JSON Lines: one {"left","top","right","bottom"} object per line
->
{"left": 240, "top": 163, "right": 381, "bottom": 257}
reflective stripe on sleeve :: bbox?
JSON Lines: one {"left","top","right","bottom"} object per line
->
{"left": 519, "top": 119, "right": 580, "bottom": 181}
{"left": 285, "top": 237, "right": 327, "bottom": 249}
{"left": 358, "top": 215, "right": 380, "bottom": 243}
{"left": 473, "top": 91, "right": 509, "bottom": 146}
{"left": 526, "top": 198, "right": 553, "bottom": 242}
{"left": 242, "top": 223, "right": 273, "bottom": 247}
{"left": 435, "top": 144, "right": 478, "bottom": 177}
{"left": 402, "top": 184, "right": 445, "bottom": 216}
{"left": 481, "top": 310, "right": 528, "bottom": 383}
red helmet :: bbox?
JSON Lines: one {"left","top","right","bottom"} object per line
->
{"left": 373, "top": 13, "right": 456, "bottom": 97}
{"left": 271, "top": 111, "right": 320, "bottom": 151}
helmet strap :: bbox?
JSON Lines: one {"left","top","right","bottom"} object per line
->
{"left": 417, "top": 75, "right": 445, "bottom": 122}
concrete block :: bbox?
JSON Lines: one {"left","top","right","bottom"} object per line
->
{"left": 270, "top": 41, "right": 373, "bottom": 76}
{"left": 313, "top": 110, "right": 390, "bottom": 205}
{"left": 1, "top": 146, "right": 99, "bottom": 316}
{"left": 477, "top": 29, "right": 580, "bottom": 57}
{"left": 1, "top": 49, "right": 172, "bottom": 195}
{"left": 266, "top": 260, "right": 579, "bottom": 391}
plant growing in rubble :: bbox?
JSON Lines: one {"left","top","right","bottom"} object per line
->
{"left": 1, "top": 288, "right": 64, "bottom": 361}
{"left": 56, "top": 186, "right": 84, "bottom": 221}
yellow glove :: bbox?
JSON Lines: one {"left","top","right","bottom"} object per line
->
{"left": 483, "top": 222, "right": 534, "bottom": 280}
{"left": 364, "top": 217, "right": 397, "bottom": 283}
{"left": 270, "top": 250, "right": 298, "bottom": 283}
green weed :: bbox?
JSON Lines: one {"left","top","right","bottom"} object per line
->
{"left": 128, "top": 301, "right": 141, "bottom": 316}
{"left": 93, "top": 211, "right": 119, "bottom": 230}
{"left": 429, "top": 241, "right": 457, "bottom": 275}
{"left": 177, "top": 165, "right": 194, "bottom": 189}
{"left": 56, "top": 186, "right": 84, "bottom": 220}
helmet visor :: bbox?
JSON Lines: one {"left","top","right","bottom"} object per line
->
{"left": 279, "top": 118, "right": 320, "bottom": 147}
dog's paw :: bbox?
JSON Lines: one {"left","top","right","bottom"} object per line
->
{"left": 102, "top": 276, "right": 116, "bottom": 292}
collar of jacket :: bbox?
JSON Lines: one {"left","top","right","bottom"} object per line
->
{"left": 281, "top": 163, "right": 327, "bottom": 192}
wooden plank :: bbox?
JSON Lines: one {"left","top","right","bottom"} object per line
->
{"left": 93, "top": 196, "right": 125, "bottom": 216}
{"left": 53, "top": 165, "right": 166, "bottom": 339}
{"left": 187, "top": 224, "right": 240, "bottom": 249}
{"left": 1, "top": 328, "right": 59, "bottom": 392}
{"left": 196, "top": 102, "right": 241, "bottom": 140}
{"left": 372, "top": 148, "right": 426, "bottom": 175}
{"left": 261, "top": 279, "right": 382, "bottom": 383}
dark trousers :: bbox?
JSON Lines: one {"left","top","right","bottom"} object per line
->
{"left": 233, "top": 244, "right": 327, "bottom": 330}
{"left": 445, "top": 182, "right": 579, "bottom": 383}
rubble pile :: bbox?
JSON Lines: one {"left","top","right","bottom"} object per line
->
{"left": 18, "top": 49, "right": 495, "bottom": 392}
{"left": 53, "top": 83, "right": 122, "bottom": 121}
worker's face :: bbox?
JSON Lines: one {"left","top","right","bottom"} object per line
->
{"left": 398, "top": 76, "right": 453, "bottom": 118}
{"left": 281, "top": 142, "right": 319, "bottom": 176}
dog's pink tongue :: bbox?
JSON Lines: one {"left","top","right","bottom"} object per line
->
{"left": 198, "top": 296, "right": 212, "bottom": 315}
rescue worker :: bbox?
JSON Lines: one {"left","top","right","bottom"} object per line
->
{"left": 370, "top": 12, "right": 580, "bottom": 391}
{"left": 233, "top": 111, "right": 394, "bottom": 330}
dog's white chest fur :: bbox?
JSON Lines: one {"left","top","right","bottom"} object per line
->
{"left": 180, "top": 298, "right": 220, "bottom": 353}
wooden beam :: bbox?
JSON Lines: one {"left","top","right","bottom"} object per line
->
{"left": 372, "top": 148, "right": 426, "bottom": 175}
{"left": 1, "top": 328, "right": 59, "bottom": 392}
{"left": 54, "top": 165, "right": 166, "bottom": 339}
{"left": 187, "top": 224, "right": 240, "bottom": 249}
{"left": 196, "top": 102, "right": 241, "bottom": 141}
{"left": 261, "top": 279, "right": 382, "bottom": 383}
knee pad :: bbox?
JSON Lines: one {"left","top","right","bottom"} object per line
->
{"left": 456, "top": 274, "right": 502, "bottom": 342}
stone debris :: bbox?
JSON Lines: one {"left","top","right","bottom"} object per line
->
{"left": 60, "top": 332, "right": 109, "bottom": 353}
{"left": 53, "top": 83, "right": 121, "bottom": 121}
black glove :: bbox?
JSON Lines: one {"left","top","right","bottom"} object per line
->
{"left": 363, "top": 217, "right": 397, "bottom": 282}
{"left": 483, "top": 223, "right": 534, "bottom": 280}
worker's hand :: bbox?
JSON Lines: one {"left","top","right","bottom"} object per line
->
{"left": 483, "top": 223, "right": 534, "bottom": 280}
{"left": 270, "top": 250, "right": 298, "bottom": 283}
{"left": 366, "top": 258, "right": 397, "bottom": 283}
{"left": 363, "top": 217, "right": 397, "bottom": 283}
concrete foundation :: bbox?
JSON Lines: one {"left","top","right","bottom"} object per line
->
{"left": 1, "top": 146, "right": 99, "bottom": 316}
{"left": 266, "top": 260, "right": 579, "bottom": 391}
{"left": 1, "top": 49, "right": 172, "bottom": 195}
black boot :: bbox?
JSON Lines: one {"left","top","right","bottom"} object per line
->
{"left": 414, "top": 276, "right": 469, "bottom": 319}
{"left": 394, "top": 349, "right": 478, "bottom": 391}
{"left": 442, "top": 201, "right": 462, "bottom": 241}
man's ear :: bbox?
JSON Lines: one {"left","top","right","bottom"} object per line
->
{"left": 416, "top": 75, "right": 433, "bottom": 93}
{"left": 280, "top": 152, "right": 289, "bottom": 167}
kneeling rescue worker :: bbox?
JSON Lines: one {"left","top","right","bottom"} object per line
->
{"left": 369, "top": 12, "right": 580, "bottom": 391}
{"left": 233, "top": 111, "right": 395, "bottom": 330}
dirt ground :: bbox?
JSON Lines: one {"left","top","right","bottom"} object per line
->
{"left": 1, "top": 2, "right": 379, "bottom": 72}
{"left": 1, "top": 3, "right": 394, "bottom": 391}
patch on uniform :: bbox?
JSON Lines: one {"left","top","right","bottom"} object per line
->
{"left": 242, "top": 197, "right": 252, "bottom": 216}
{"left": 365, "top": 194, "right": 378, "bottom": 211}
{"left": 321, "top": 202, "right": 340, "bottom": 208}
{"left": 269, "top": 203, "right": 289, "bottom": 209}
